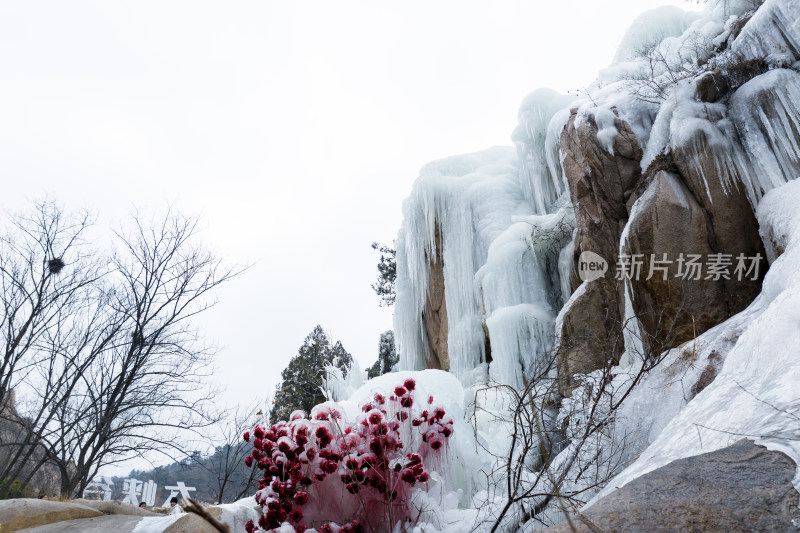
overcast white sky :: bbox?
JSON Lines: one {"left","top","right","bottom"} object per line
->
{"left": 0, "top": 1, "right": 696, "bottom": 461}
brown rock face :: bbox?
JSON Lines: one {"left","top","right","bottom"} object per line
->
{"left": 622, "top": 119, "right": 765, "bottom": 353}
{"left": 542, "top": 440, "right": 800, "bottom": 532}
{"left": 622, "top": 170, "right": 730, "bottom": 349}
{"left": 423, "top": 224, "right": 449, "bottom": 371}
{"left": 561, "top": 107, "right": 643, "bottom": 279}
{"left": 555, "top": 103, "right": 766, "bottom": 393}
{"left": 556, "top": 108, "right": 643, "bottom": 395}
{"left": 556, "top": 278, "right": 624, "bottom": 395}
{"left": 672, "top": 126, "right": 765, "bottom": 323}
{"left": 695, "top": 69, "right": 730, "bottom": 103}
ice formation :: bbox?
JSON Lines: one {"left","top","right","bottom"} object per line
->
{"left": 394, "top": 125, "right": 575, "bottom": 387}
{"left": 611, "top": 6, "right": 701, "bottom": 65}
{"left": 732, "top": 0, "right": 800, "bottom": 58}
{"left": 730, "top": 69, "right": 800, "bottom": 204}
{"left": 394, "top": 146, "right": 524, "bottom": 379}
{"left": 512, "top": 89, "right": 576, "bottom": 212}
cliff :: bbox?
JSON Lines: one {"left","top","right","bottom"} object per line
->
{"left": 393, "top": 0, "right": 800, "bottom": 528}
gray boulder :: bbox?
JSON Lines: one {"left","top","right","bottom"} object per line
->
{"left": 543, "top": 439, "right": 800, "bottom": 532}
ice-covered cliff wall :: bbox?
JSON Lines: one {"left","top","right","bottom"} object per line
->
{"left": 395, "top": 0, "right": 800, "bottom": 389}
{"left": 390, "top": 0, "right": 800, "bottom": 528}
{"left": 396, "top": 0, "right": 800, "bottom": 382}
{"left": 394, "top": 90, "right": 576, "bottom": 387}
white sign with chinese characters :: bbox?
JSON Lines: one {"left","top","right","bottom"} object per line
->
{"left": 161, "top": 481, "right": 197, "bottom": 507}
{"left": 82, "top": 476, "right": 114, "bottom": 501}
{"left": 83, "top": 478, "right": 195, "bottom": 506}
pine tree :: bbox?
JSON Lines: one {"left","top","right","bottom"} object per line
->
{"left": 371, "top": 242, "right": 396, "bottom": 307}
{"left": 366, "top": 330, "right": 398, "bottom": 379}
{"left": 270, "top": 326, "right": 353, "bottom": 424}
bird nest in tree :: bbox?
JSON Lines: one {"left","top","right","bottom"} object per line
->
{"left": 48, "top": 258, "right": 65, "bottom": 274}
{"left": 132, "top": 331, "right": 145, "bottom": 347}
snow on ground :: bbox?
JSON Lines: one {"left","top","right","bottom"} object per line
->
{"left": 131, "top": 514, "right": 182, "bottom": 533}
{"left": 218, "top": 497, "right": 263, "bottom": 532}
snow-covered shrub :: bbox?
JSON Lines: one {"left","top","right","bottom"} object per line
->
{"left": 243, "top": 378, "right": 454, "bottom": 532}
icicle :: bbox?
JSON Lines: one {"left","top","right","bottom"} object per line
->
{"left": 395, "top": 144, "right": 576, "bottom": 388}
{"left": 512, "top": 89, "right": 576, "bottom": 215}
{"left": 731, "top": 0, "right": 800, "bottom": 59}
{"left": 395, "top": 147, "right": 523, "bottom": 379}
{"left": 730, "top": 69, "right": 800, "bottom": 206}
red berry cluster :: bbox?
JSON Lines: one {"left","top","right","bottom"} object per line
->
{"left": 243, "top": 378, "right": 454, "bottom": 533}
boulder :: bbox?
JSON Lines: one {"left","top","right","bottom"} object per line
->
{"left": 164, "top": 507, "right": 223, "bottom": 533}
{"left": 670, "top": 123, "right": 765, "bottom": 315}
{"left": 0, "top": 499, "right": 102, "bottom": 532}
{"left": 542, "top": 439, "right": 800, "bottom": 532}
{"left": 695, "top": 69, "right": 729, "bottom": 103}
{"left": 619, "top": 116, "right": 765, "bottom": 353}
{"left": 561, "top": 106, "right": 643, "bottom": 280}
{"left": 557, "top": 102, "right": 765, "bottom": 389}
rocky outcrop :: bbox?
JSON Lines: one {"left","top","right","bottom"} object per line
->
{"left": 556, "top": 279, "right": 623, "bottom": 395}
{"left": 556, "top": 95, "right": 766, "bottom": 392}
{"left": 542, "top": 439, "right": 800, "bottom": 532}
{"left": 621, "top": 165, "right": 763, "bottom": 351}
{"left": 0, "top": 499, "right": 102, "bottom": 532}
{"left": 620, "top": 87, "right": 765, "bottom": 354}
{"left": 404, "top": 8, "right": 787, "bottom": 404}
{"left": 623, "top": 170, "right": 721, "bottom": 347}
{"left": 0, "top": 391, "right": 62, "bottom": 498}
{"left": 561, "top": 108, "right": 643, "bottom": 283}
{"left": 695, "top": 69, "right": 729, "bottom": 103}
{"left": 555, "top": 109, "right": 643, "bottom": 394}
{"left": 671, "top": 125, "right": 765, "bottom": 314}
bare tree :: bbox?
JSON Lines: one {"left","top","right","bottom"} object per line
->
{"left": 0, "top": 200, "right": 100, "bottom": 408}
{"left": 0, "top": 200, "right": 103, "bottom": 496}
{"left": 0, "top": 202, "right": 241, "bottom": 498}
{"left": 471, "top": 300, "right": 688, "bottom": 532}
{"left": 623, "top": 32, "right": 715, "bottom": 104}
{"left": 193, "top": 399, "right": 268, "bottom": 504}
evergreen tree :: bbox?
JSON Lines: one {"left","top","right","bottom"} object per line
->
{"left": 366, "top": 330, "right": 398, "bottom": 379}
{"left": 371, "top": 242, "right": 396, "bottom": 307}
{"left": 270, "top": 326, "right": 353, "bottom": 424}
